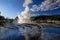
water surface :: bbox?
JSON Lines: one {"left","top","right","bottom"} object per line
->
{"left": 0, "top": 23, "right": 60, "bottom": 40}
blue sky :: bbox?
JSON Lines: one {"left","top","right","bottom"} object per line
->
{"left": 0, "top": 0, "right": 24, "bottom": 18}
{"left": 0, "top": 0, "right": 60, "bottom": 18}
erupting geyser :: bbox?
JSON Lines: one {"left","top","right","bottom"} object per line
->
{"left": 18, "top": 7, "right": 31, "bottom": 24}
{"left": 17, "top": 0, "right": 32, "bottom": 24}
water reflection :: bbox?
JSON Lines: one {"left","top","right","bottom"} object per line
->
{"left": 42, "top": 25, "right": 60, "bottom": 40}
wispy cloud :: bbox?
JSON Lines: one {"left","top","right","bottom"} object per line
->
{"left": 31, "top": 0, "right": 60, "bottom": 12}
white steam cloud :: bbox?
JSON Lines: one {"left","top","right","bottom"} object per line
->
{"left": 18, "top": 0, "right": 32, "bottom": 24}
{"left": 23, "top": 0, "right": 32, "bottom": 7}
{"left": 31, "top": 0, "right": 60, "bottom": 11}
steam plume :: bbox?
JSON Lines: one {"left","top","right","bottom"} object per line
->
{"left": 18, "top": 0, "right": 32, "bottom": 24}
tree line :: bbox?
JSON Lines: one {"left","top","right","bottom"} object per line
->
{"left": 0, "top": 16, "right": 14, "bottom": 26}
{"left": 31, "top": 15, "right": 60, "bottom": 21}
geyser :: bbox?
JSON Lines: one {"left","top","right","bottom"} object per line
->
{"left": 18, "top": 7, "right": 31, "bottom": 24}
{"left": 18, "top": 0, "right": 32, "bottom": 24}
